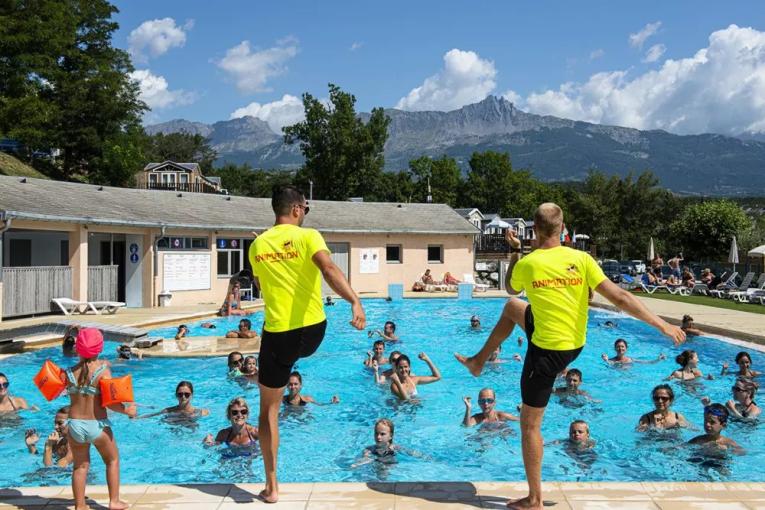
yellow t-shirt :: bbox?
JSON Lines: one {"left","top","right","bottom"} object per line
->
{"left": 510, "top": 246, "right": 607, "bottom": 351}
{"left": 248, "top": 224, "right": 329, "bottom": 332}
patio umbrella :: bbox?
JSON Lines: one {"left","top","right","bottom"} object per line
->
{"left": 647, "top": 237, "right": 655, "bottom": 261}
{"left": 748, "top": 245, "right": 765, "bottom": 257}
{"left": 728, "top": 236, "right": 739, "bottom": 272}
{"left": 485, "top": 217, "right": 511, "bottom": 232}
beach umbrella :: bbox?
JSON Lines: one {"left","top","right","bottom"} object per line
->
{"left": 485, "top": 217, "right": 511, "bottom": 232}
{"left": 728, "top": 236, "right": 739, "bottom": 272}
{"left": 648, "top": 237, "right": 655, "bottom": 261}
{"left": 748, "top": 245, "right": 765, "bottom": 257}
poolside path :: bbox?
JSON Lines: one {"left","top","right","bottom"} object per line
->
{"left": 1, "top": 481, "right": 764, "bottom": 509}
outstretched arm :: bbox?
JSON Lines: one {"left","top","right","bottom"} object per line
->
{"left": 415, "top": 353, "right": 441, "bottom": 384}
{"left": 313, "top": 250, "right": 366, "bottom": 330}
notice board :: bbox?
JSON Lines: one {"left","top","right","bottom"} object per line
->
{"left": 162, "top": 252, "right": 211, "bottom": 291}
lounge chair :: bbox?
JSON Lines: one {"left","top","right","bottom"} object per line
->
{"left": 730, "top": 274, "right": 765, "bottom": 303}
{"left": 690, "top": 283, "right": 710, "bottom": 296}
{"left": 463, "top": 273, "right": 490, "bottom": 292}
{"left": 89, "top": 301, "right": 126, "bottom": 314}
{"left": 712, "top": 271, "right": 753, "bottom": 299}
{"left": 51, "top": 298, "right": 96, "bottom": 315}
{"left": 708, "top": 272, "right": 741, "bottom": 298}
{"left": 667, "top": 285, "right": 691, "bottom": 296}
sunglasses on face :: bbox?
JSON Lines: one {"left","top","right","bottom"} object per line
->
{"left": 230, "top": 359, "right": 243, "bottom": 365}
{"left": 0, "top": 382, "right": 9, "bottom": 389}
{"left": 230, "top": 409, "right": 248, "bottom": 417}
{"left": 294, "top": 203, "right": 310, "bottom": 215}
{"left": 653, "top": 395, "right": 671, "bottom": 402}
{"left": 55, "top": 420, "right": 66, "bottom": 426}
{"left": 478, "top": 398, "right": 495, "bottom": 405}
{"left": 733, "top": 386, "right": 746, "bottom": 393}
{"left": 177, "top": 392, "right": 191, "bottom": 398}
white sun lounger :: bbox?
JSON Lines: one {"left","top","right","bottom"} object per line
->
{"left": 89, "top": 301, "right": 127, "bottom": 314}
{"left": 51, "top": 298, "right": 96, "bottom": 315}
{"left": 463, "top": 273, "right": 490, "bottom": 292}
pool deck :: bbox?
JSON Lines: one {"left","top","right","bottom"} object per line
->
{"left": 2, "top": 481, "right": 765, "bottom": 509}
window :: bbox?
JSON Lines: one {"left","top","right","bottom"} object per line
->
{"left": 157, "top": 237, "right": 208, "bottom": 251}
{"left": 60, "top": 240, "right": 69, "bottom": 265}
{"left": 216, "top": 238, "right": 243, "bottom": 277}
{"left": 386, "top": 244, "right": 402, "bottom": 264}
{"left": 149, "top": 173, "right": 158, "bottom": 184}
{"left": 9, "top": 239, "right": 32, "bottom": 266}
{"left": 427, "top": 244, "right": 443, "bottom": 264}
{"left": 179, "top": 173, "right": 189, "bottom": 184}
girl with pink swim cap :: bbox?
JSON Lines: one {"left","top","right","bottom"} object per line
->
{"left": 65, "top": 328, "right": 136, "bottom": 510}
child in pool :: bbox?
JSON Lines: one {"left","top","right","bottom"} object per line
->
{"left": 553, "top": 369, "right": 599, "bottom": 402}
{"left": 688, "top": 404, "right": 744, "bottom": 454}
{"left": 353, "top": 418, "right": 401, "bottom": 467}
{"left": 239, "top": 356, "right": 259, "bottom": 383}
{"left": 364, "top": 340, "right": 388, "bottom": 367}
{"left": 567, "top": 420, "right": 595, "bottom": 450}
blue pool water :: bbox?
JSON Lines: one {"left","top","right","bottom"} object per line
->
{"left": 0, "top": 298, "right": 763, "bottom": 487}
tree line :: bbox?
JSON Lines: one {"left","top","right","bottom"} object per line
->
{"left": 0, "top": 0, "right": 762, "bottom": 262}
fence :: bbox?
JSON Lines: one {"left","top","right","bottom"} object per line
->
{"left": 2, "top": 266, "right": 72, "bottom": 317}
{"left": 475, "top": 234, "right": 509, "bottom": 253}
{"left": 144, "top": 182, "right": 220, "bottom": 194}
{"left": 87, "top": 265, "right": 118, "bottom": 302}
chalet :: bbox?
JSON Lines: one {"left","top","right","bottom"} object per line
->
{"left": 135, "top": 161, "right": 223, "bottom": 194}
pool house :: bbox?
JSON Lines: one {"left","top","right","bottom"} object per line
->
{"left": 0, "top": 176, "right": 478, "bottom": 321}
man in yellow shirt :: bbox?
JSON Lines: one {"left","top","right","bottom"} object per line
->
{"left": 249, "top": 185, "right": 365, "bottom": 503}
{"left": 456, "top": 203, "right": 685, "bottom": 510}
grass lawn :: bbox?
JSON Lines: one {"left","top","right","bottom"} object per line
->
{"left": 632, "top": 290, "right": 765, "bottom": 315}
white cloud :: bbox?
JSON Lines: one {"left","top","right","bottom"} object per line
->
{"left": 230, "top": 94, "right": 305, "bottom": 132}
{"left": 589, "top": 49, "right": 605, "bottom": 60}
{"left": 642, "top": 43, "right": 666, "bottom": 63}
{"left": 629, "top": 21, "right": 662, "bottom": 49}
{"left": 502, "top": 90, "right": 523, "bottom": 105}
{"left": 350, "top": 41, "right": 363, "bottom": 51}
{"left": 396, "top": 49, "right": 497, "bottom": 111}
{"left": 216, "top": 38, "right": 299, "bottom": 93}
{"left": 514, "top": 25, "right": 765, "bottom": 136}
{"left": 129, "top": 69, "right": 196, "bottom": 110}
{"left": 128, "top": 18, "right": 192, "bottom": 63}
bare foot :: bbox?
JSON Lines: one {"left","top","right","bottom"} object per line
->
{"left": 506, "top": 496, "right": 543, "bottom": 510}
{"left": 454, "top": 353, "right": 483, "bottom": 376}
{"left": 258, "top": 489, "right": 278, "bottom": 504}
{"left": 108, "top": 501, "right": 128, "bottom": 510}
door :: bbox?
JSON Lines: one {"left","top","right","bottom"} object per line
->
{"left": 322, "top": 242, "right": 349, "bottom": 296}
{"left": 124, "top": 235, "right": 143, "bottom": 307}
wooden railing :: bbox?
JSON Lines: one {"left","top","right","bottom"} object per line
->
{"left": 144, "top": 182, "right": 221, "bottom": 194}
{"left": 475, "top": 234, "right": 509, "bottom": 253}
{"left": 87, "top": 265, "right": 118, "bottom": 302}
{"left": 2, "top": 266, "right": 72, "bottom": 317}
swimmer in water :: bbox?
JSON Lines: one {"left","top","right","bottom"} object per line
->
{"left": 352, "top": 418, "right": 400, "bottom": 467}
{"left": 681, "top": 315, "right": 703, "bottom": 337}
{"left": 390, "top": 353, "right": 441, "bottom": 400}
{"left": 201, "top": 322, "right": 217, "bottom": 329}
{"left": 283, "top": 372, "right": 339, "bottom": 406}
{"left": 140, "top": 381, "right": 209, "bottom": 419}
{"left": 325, "top": 296, "right": 335, "bottom": 306}
{"left": 0, "top": 373, "right": 31, "bottom": 413}
{"left": 567, "top": 420, "right": 595, "bottom": 450}
{"left": 369, "top": 321, "right": 399, "bottom": 342}
{"left": 726, "top": 378, "right": 761, "bottom": 421}
{"left": 226, "top": 318, "right": 260, "bottom": 339}
{"left": 667, "top": 350, "right": 712, "bottom": 381}
{"left": 365, "top": 340, "right": 389, "bottom": 367}
{"left": 175, "top": 325, "right": 188, "bottom": 340}
{"left": 204, "top": 397, "right": 259, "bottom": 448}
{"left": 470, "top": 315, "right": 481, "bottom": 330}
{"left": 601, "top": 338, "right": 665, "bottom": 365}
{"left": 721, "top": 351, "right": 761, "bottom": 378}
{"left": 462, "top": 388, "right": 519, "bottom": 426}
{"left": 637, "top": 384, "right": 690, "bottom": 431}
{"left": 601, "top": 320, "right": 617, "bottom": 329}
{"left": 373, "top": 351, "right": 401, "bottom": 384}
{"left": 227, "top": 351, "right": 244, "bottom": 378}
{"left": 239, "top": 356, "right": 259, "bottom": 383}
{"left": 553, "top": 369, "right": 599, "bottom": 402}
{"left": 486, "top": 345, "right": 523, "bottom": 364}
{"left": 688, "top": 404, "right": 744, "bottom": 454}
{"left": 25, "top": 406, "right": 73, "bottom": 467}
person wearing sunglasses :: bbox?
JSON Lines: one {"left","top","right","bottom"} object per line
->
{"left": 204, "top": 397, "right": 259, "bottom": 450}
{"left": 249, "top": 185, "right": 365, "bottom": 503}
{"left": 637, "top": 384, "right": 690, "bottom": 431}
{"left": 227, "top": 351, "right": 245, "bottom": 378}
{"left": 726, "top": 378, "right": 761, "bottom": 421}
{"left": 462, "top": 388, "right": 519, "bottom": 427}
{"left": 470, "top": 315, "right": 481, "bottom": 330}
{"left": 0, "top": 372, "right": 30, "bottom": 412}
{"left": 140, "top": 381, "right": 209, "bottom": 420}
{"left": 225, "top": 318, "right": 260, "bottom": 340}
{"left": 25, "top": 406, "right": 73, "bottom": 467}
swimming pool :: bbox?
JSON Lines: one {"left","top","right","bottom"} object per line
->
{"left": 0, "top": 298, "right": 762, "bottom": 486}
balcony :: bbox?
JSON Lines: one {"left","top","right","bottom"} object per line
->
{"left": 144, "top": 182, "right": 222, "bottom": 194}
{"left": 475, "top": 233, "right": 509, "bottom": 254}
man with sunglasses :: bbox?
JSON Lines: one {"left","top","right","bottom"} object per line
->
{"left": 462, "top": 388, "right": 519, "bottom": 426}
{"left": 249, "top": 185, "right": 366, "bottom": 503}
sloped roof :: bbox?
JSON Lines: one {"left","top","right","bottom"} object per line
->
{"left": 143, "top": 161, "right": 200, "bottom": 172}
{"left": 453, "top": 207, "right": 483, "bottom": 219}
{"left": 0, "top": 176, "right": 479, "bottom": 234}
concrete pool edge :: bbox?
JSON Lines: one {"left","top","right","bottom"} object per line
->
{"left": 2, "top": 481, "right": 765, "bottom": 508}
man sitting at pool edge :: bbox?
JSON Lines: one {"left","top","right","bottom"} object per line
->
{"left": 226, "top": 318, "right": 260, "bottom": 339}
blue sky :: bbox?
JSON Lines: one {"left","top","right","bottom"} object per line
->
{"left": 113, "top": 1, "right": 765, "bottom": 136}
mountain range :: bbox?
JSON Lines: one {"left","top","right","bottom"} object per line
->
{"left": 147, "top": 96, "right": 765, "bottom": 196}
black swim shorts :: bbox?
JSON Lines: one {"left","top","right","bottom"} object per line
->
{"left": 258, "top": 320, "right": 327, "bottom": 389}
{"left": 520, "top": 306, "right": 582, "bottom": 408}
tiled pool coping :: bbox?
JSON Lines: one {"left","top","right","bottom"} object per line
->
{"left": 1, "top": 481, "right": 764, "bottom": 508}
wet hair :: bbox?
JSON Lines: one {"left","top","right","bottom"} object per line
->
{"left": 384, "top": 321, "right": 396, "bottom": 332}
{"left": 735, "top": 351, "right": 752, "bottom": 364}
{"left": 570, "top": 419, "right": 589, "bottom": 430}
{"left": 288, "top": 371, "right": 303, "bottom": 384}
{"left": 177, "top": 324, "right": 188, "bottom": 332}
{"left": 373, "top": 340, "right": 385, "bottom": 349}
{"left": 479, "top": 387, "right": 496, "bottom": 399}
{"left": 239, "top": 318, "right": 252, "bottom": 330}
{"left": 651, "top": 384, "right": 674, "bottom": 402}
{"left": 389, "top": 351, "right": 401, "bottom": 362}
{"left": 704, "top": 403, "right": 729, "bottom": 424}
{"left": 0, "top": 372, "right": 6, "bottom": 382}
{"left": 117, "top": 345, "right": 132, "bottom": 359}
{"left": 243, "top": 356, "right": 258, "bottom": 370}
{"left": 470, "top": 315, "right": 480, "bottom": 322}
{"left": 375, "top": 418, "right": 395, "bottom": 437}
{"left": 675, "top": 349, "right": 696, "bottom": 368}
{"left": 56, "top": 405, "right": 71, "bottom": 415}
{"left": 394, "top": 354, "right": 411, "bottom": 367}
{"left": 227, "top": 351, "right": 244, "bottom": 366}
{"left": 272, "top": 185, "right": 305, "bottom": 216}
{"left": 734, "top": 377, "right": 758, "bottom": 399}
{"left": 682, "top": 315, "right": 693, "bottom": 324}
{"left": 533, "top": 203, "right": 564, "bottom": 238}
{"left": 567, "top": 368, "right": 583, "bottom": 380}
{"left": 226, "top": 397, "right": 249, "bottom": 420}
{"left": 175, "top": 380, "right": 193, "bottom": 394}
{"left": 614, "top": 338, "right": 628, "bottom": 349}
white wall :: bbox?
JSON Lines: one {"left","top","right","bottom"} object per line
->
{"left": 2, "top": 230, "right": 68, "bottom": 266}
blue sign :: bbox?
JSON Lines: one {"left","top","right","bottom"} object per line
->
{"left": 129, "top": 243, "right": 139, "bottom": 254}
{"left": 218, "top": 239, "right": 227, "bottom": 249}
{"left": 130, "top": 253, "right": 139, "bottom": 263}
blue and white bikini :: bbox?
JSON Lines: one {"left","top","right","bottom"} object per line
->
{"left": 65, "top": 364, "right": 112, "bottom": 444}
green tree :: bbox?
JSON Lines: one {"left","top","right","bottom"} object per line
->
{"left": 208, "top": 163, "right": 294, "bottom": 197}
{"left": 92, "top": 125, "right": 149, "bottom": 186}
{"left": 670, "top": 200, "right": 750, "bottom": 262}
{"left": 146, "top": 132, "right": 217, "bottom": 173}
{"left": 0, "top": 0, "right": 147, "bottom": 182}
{"left": 407, "top": 155, "right": 462, "bottom": 205}
{"left": 284, "top": 84, "right": 389, "bottom": 200}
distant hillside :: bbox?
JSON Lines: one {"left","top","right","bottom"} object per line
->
{"left": 0, "top": 152, "right": 48, "bottom": 179}
{"left": 147, "top": 97, "right": 765, "bottom": 196}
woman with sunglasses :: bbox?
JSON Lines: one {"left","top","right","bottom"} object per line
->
{"left": 462, "top": 387, "right": 519, "bottom": 426}
{"left": 0, "top": 372, "right": 30, "bottom": 413}
{"left": 726, "top": 378, "right": 761, "bottom": 421}
{"left": 637, "top": 384, "right": 690, "bottom": 431}
{"left": 140, "top": 381, "right": 209, "bottom": 420}
{"left": 203, "top": 397, "right": 259, "bottom": 450}
{"left": 227, "top": 351, "right": 245, "bottom": 377}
